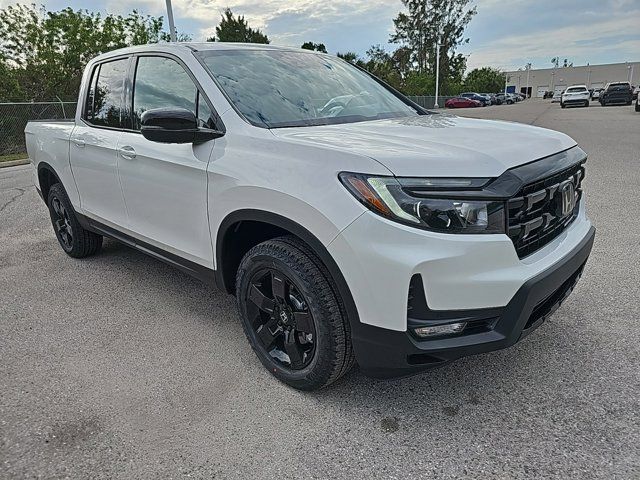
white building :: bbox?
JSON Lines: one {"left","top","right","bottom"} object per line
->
{"left": 505, "top": 61, "right": 639, "bottom": 98}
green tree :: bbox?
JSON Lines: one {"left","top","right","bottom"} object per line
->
{"left": 390, "top": 0, "right": 476, "bottom": 94}
{"left": 207, "top": 8, "right": 269, "bottom": 44}
{"left": 0, "top": 4, "right": 189, "bottom": 101}
{"left": 402, "top": 71, "right": 433, "bottom": 95}
{"left": 336, "top": 52, "right": 362, "bottom": 64}
{"left": 464, "top": 67, "right": 505, "bottom": 93}
{"left": 362, "top": 45, "right": 402, "bottom": 90}
{"left": 301, "top": 42, "right": 327, "bottom": 53}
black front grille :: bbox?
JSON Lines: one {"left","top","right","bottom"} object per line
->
{"left": 508, "top": 162, "right": 585, "bottom": 258}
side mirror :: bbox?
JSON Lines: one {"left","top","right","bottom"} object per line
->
{"left": 140, "top": 107, "right": 224, "bottom": 144}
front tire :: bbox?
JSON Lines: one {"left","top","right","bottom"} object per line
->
{"left": 236, "top": 236, "right": 354, "bottom": 390}
{"left": 47, "top": 183, "right": 102, "bottom": 258}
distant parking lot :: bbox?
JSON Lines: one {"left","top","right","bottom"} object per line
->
{"left": 1, "top": 99, "right": 638, "bottom": 479}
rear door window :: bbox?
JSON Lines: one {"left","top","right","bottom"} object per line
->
{"left": 84, "top": 58, "right": 129, "bottom": 128}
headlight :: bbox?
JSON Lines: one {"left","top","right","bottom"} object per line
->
{"left": 339, "top": 172, "right": 505, "bottom": 234}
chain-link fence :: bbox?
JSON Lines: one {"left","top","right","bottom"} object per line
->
{"left": 407, "top": 96, "right": 456, "bottom": 109}
{"left": 0, "top": 102, "right": 77, "bottom": 156}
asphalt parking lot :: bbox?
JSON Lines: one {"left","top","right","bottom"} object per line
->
{"left": 1, "top": 100, "right": 639, "bottom": 479}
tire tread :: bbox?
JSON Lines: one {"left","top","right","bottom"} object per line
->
{"left": 235, "top": 236, "right": 354, "bottom": 390}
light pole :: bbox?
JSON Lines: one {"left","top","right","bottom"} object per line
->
{"left": 165, "top": 0, "right": 177, "bottom": 42}
{"left": 525, "top": 63, "right": 531, "bottom": 98}
{"left": 434, "top": 34, "right": 441, "bottom": 109}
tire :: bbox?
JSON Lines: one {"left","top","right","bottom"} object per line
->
{"left": 235, "top": 236, "right": 354, "bottom": 390}
{"left": 47, "top": 183, "right": 102, "bottom": 258}
{"left": 585, "top": 101, "right": 589, "bottom": 107}
{"left": 635, "top": 102, "right": 640, "bottom": 112}
{"left": 561, "top": 102, "right": 566, "bottom": 108}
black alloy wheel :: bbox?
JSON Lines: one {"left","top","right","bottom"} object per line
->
{"left": 50, "top": 194, "right": 73, "bottom": 252}
{"left": 247, "top": 268, "right": 316, "bottom": 370}
{"left": 47, "top": 183, "right": 102, "bottom": 258}
{"left": 236, "top": 236, "right": 354, "bottom": 390}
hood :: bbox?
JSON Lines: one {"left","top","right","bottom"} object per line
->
{"left": 271, "top": 114, "right": 576, "bottom": 177}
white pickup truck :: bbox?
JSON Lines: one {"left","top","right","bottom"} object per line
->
{"left": 26, "top": 43, "right": 595, "bottom": 390}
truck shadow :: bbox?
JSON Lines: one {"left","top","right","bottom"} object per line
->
{"left": 93, "top": 237, "right": 594, "bottom": 434}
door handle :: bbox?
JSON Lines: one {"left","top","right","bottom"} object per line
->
{"left": 118, "top": 145, "right": 136, "bottom": 160}
{"left": 73, "top": 139, "right": 85, "bottom": 148}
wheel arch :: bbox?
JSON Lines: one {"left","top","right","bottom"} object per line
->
{"left": 37, "top": 162, "right": 63, "bottom": 203}
{"left": 215, "top": 209, "right": 360, "bottom": 326}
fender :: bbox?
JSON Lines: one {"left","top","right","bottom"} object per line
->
{"left": 216, "top": 209, "right": 361, "bottom": 329}
{"left": 36, "top": 162, "right": 64, "bottom": 203}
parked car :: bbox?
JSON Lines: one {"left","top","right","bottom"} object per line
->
{"left": 551, "top": 90, "right": 563, "bottom": 103}
{"left": 480, "top": 93, "right": 494, "bottom": 105}
{"left": 561, "top": 85, "right": 590, "bottom": 108}
{"left": 600, "top": 82, "right": 633, "bottom": 106}
{"left": 632, "top": 85, "right": 639, "bottom": 100}
{"left": 490, "top": 93, "right": 504, "bottom": 105}
{"left": 445, "top": 97, "right": 482, "bottom": 108}
{"left": 25, "top": 43, "right": 595, "bottom": 390}
{"left": 636, "top": 92, "right": 640, "bottom": 112}
{"left": 460, "top": 92, "right": 489, "bottom": 106}
{"left": 494, "top": 93, "right": 514, "bottom": 104}
{"left": 591, "top": 88, "right": 603, "bottom": 100}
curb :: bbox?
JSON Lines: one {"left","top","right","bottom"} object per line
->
{"left": 0, "top": 159, "right": 29, "bottom": 168}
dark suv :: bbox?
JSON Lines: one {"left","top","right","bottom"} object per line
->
{"left": 600, "top": 82, "right": 633, "bottom": 106}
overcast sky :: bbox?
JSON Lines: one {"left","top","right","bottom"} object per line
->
{"left": 2, "top": 0, "right": 638, "bottom": 71}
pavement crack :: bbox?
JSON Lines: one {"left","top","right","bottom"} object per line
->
{"left": 527, "top": 103, "right": 554, "bottom": 126}
{"left": 0, "top": 187, "right": 26, "bottom": 213}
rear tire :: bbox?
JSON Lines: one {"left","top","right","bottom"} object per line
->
{"left": 236, "top": 236, "right": 354, "bottom": 390}
{"left": 47, "top": 183, "right": 102, "bottom": 258}
{"left": 585, "top": 101, "right": 589, "bottom": 107}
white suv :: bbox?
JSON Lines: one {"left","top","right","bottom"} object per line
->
{"left": 561, "top": 85, "right": 590, "bottom": 108}
{"left": 25, "top": 43, "right": 595, "bottom": 390}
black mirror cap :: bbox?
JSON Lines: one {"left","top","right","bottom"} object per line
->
{"left": 141, "top": 107, "right": 197, "bottom": 130}
{"left": 140, "top": 107, "right": 224, "bottom": 144}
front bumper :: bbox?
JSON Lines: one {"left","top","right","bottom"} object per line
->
{"left": 349, "top": 225, "right": 595, "bottom": 378}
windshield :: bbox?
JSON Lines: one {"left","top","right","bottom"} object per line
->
{"left": 196, "top": 49, "right": 419, "bottom": 128}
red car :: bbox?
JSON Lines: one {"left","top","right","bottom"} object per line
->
{"left": 445, "top": 97, "right": 482, "bottom": 108}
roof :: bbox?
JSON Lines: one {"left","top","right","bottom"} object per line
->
{"left": 182, "top": 42, "right": 307, "bottom": 52}
{"left": 90, "top": 42, "right": 321, "bottom": 64}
